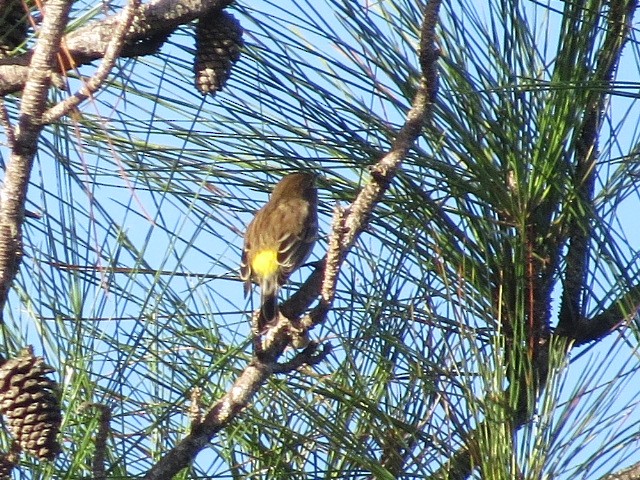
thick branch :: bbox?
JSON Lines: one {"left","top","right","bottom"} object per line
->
{"left": 0, "top": 0, "right": 231, "bottom": 96}
{"left": 569, "top": 284, "right": 640, "bottom": 346}
{"left": 144, "top": 359, "right": 273, "bottom": 480}
{"left": 0, "top": 0, "right": 73, "bottom": 317}
{"left": 557, "top": 0, "right": 637, "bottom": 337}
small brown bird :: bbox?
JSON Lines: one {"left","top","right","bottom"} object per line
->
{"left": 240, "top": 172, "right": 318, "bottom": 330}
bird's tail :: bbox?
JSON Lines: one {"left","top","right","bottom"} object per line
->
{"left": 258, "top": 287, "right": 279, "bottom": 332}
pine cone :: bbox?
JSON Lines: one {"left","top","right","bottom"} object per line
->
{"left": 194, "top": 11, "right": 243, "bottom": 95}
{"left": 0, "top": 347, "right": 62, "bottom": 461}
{"left": 0, "top": 454, "right": 15, "bottom": 480}
{"left": 0, "top": 0, "right": 30, "bottom": 57}
{"left": 0, "top": 443, "right": 20, "bottom": 480}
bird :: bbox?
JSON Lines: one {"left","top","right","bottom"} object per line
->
{"left": 240, "top": 172, "right": 318, "bottom": 331}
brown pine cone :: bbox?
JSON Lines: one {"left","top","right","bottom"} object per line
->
{"left": 0, "top": 443, "right": 20, "bottom": 480}
{"left": 0, "top": 347, "right": 62, "bottom": 461}
{"left": 194, "top": 11, "right": 243, "bottom": 95}
{"left": 0, "top": 454, "right": 15, "bottom": 480}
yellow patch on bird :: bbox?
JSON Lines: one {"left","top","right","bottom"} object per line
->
{"left": 252, "top": 249, "right": 279, "bottom": 279}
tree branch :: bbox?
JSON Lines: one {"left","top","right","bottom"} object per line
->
{"left": 556, "top": 0, "right": 638, "bottom": 338}
{"left": 600, "top": 461, "right": 640, "bottom": 480}
{"left": 281, "top": 0, "right": 441, "bottom": 325}
{"left": 569, "top": 284, "right": 640, "bottom": 346}
{"left": 0, "top": 0, "right": 73, "bottom": 319}
{"left": 434, "top": 3, "right": 637, "bottom": 478}
{"left": 0, "top": 0, "right": 232, "bottom": 96}
{"left": 144, "top": 358, "right": 273, "bottom": 480}
{"left": 431, "top": 281, "right": 640, "bottom": 480}
{"left": 40, "top": 0, "right": 140, "bottom": 124}
{"left": 143, "top": 0, "right": 442, "bottom": 477}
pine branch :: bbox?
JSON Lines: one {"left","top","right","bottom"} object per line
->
{"left": 0, "top": 0, "right": 232, "bottom": 96}
{"left": 142, "top": 1, "right": 442, "bottom": 478}
{"left": 557, "top": 0, "right": 638, "bottom": 337}
{"left": 432, "top": 2, "right": 637, "bottom": 478}
{"left": 568, "top": 284, "right": 640, "bottom": 346}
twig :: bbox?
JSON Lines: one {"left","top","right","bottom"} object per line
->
{"left": 40, "top": 0, "right": 140, "bottom": 124}
{"left": 271, "top": 342, "right": 332, "bottom": 374}
{"left": 81, "top": 403, "right": 112, "bottom": 480}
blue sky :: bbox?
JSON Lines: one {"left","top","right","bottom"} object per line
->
{"left": 1, "top": 0, "right": 639, "bottom": 477}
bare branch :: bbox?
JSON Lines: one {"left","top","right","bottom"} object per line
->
{"left": 271, "top": 342, "right": 332, "bottom": 374}
{"left": 0, "top": 0, "right": 73, "bottom": 318}
{"left": 40, "top": 0, "right": 140, "bottom": 124}
{"left": 81, "top": 403, "right": 112, "bottom": 480}
{"left": 600, "top": 461, "right": 640, "bottom": 480}
{"left": 0, "top": 0, "right": 232, "bottom": 96}
{"left": 143, "top": 359, "right": 273, "bottom": 480}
